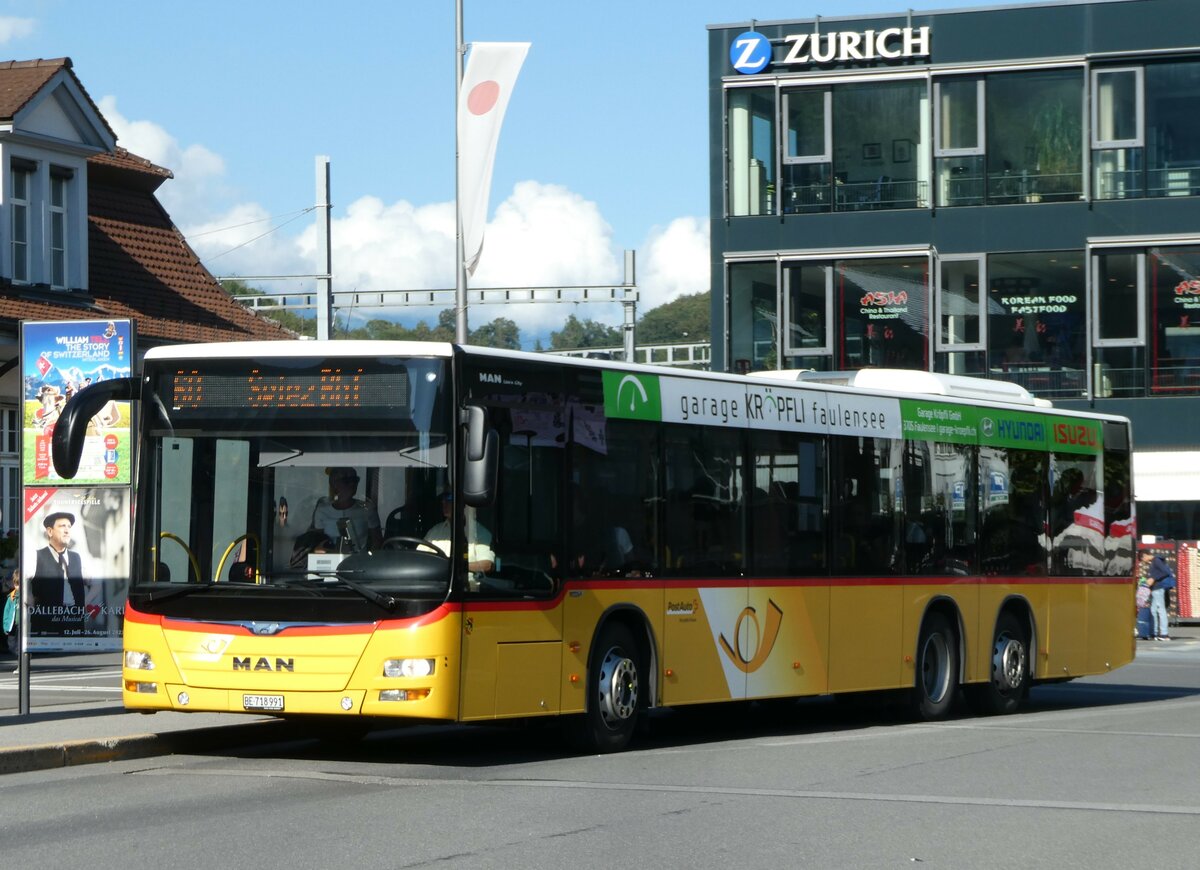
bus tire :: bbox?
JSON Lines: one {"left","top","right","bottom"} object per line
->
{"left": 568, "top": 623, "right": 642, "bottom": 753}
{"left": 911, "top": 612, "right": 958, "bottom": 721}
{"left": 966, "top": 611, "right": 1029, "bottom": 716}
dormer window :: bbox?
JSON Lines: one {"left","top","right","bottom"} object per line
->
{"left": 6, "top": 156, "right": 83, "bottom": 291}
{"left": 49, "top": 167, "right": 71, "bottom": 289}
{"left": 10, "top": 160, "right": 31, "bottom": 283}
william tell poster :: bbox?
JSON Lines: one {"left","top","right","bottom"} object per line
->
{"left": 21, "top": 319, "right": 135, "bottom": 485}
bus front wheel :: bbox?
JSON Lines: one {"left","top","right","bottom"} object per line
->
{"left": 911, "top": 612, "right": 958, "bottom": 721}
{"left": 568, "top": 623, "right": 642, "bottom": 753}
{"left": 966, "top": 612, "right": 1029, "bottom": 716}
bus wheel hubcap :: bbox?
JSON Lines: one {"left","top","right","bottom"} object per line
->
{"left": 598, "top": 649, "right": 638, "bottom": 728}
{"left": 993, "top": 637, "right": 1026, "bottom": 692}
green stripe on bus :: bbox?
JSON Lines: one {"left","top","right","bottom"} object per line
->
{"left": 900, "top": 400, "right": 1102, "bottom": 454}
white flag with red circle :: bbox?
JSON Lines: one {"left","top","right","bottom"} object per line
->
{"left": 458, "top": 41, "right": 529, "bottom": 275}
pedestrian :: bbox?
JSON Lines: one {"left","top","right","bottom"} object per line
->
{"left": 2, "top": 568, "right": 18, "bottom": 665}
{"left": 1148, "top": 555, "right": 1176, "bottom": 641}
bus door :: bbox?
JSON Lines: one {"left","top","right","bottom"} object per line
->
{"left": 458, "top": 394, "right": 565, "bottom": 722}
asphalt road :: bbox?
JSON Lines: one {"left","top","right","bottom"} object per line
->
{"left": 1, "top": 639, "right": 1198, "bottom": 869}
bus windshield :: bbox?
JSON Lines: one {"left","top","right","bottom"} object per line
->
{"left": 133, "top": 355, "right": 452, "bottom": 620}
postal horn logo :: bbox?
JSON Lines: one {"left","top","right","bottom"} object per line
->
{"left": 718, "top": 599, "right": 784, "bottom": 673}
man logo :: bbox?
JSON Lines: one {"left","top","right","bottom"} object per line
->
{"left": 730, "top": 31, "right": 771, "bottom": 75}
{"left": 718, "top": 600, "right": 784, "bottom": 673}
{"left": 980, "top": 417, "right": 995, "bottom": 438}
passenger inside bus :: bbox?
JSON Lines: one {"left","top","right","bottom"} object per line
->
{"left": 424, "top": 491, "right": 494, "bottom": 589}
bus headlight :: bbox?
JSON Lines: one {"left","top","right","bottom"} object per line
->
{"left": 125, "top": 651, "right": 155, "bottom": 670}
{"left": 383, "top": 658, "right": 435, "bottom": 678}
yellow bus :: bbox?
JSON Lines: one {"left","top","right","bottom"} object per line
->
{"left": 54, "top": 341, "right": 1136, "bottom": 752}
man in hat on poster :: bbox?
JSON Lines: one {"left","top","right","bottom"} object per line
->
{"left": 32, "top": 511, "right": 86, "bottom": 608}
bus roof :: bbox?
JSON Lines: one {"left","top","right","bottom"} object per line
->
{"left": 144, "top": 339, "right": 456, "bottom": 361}
{"left": 142, "top": 341, "right": 1128, "bottom": 426}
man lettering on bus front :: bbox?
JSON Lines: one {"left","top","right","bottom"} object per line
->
{"left": 424, "top": 491, "right": 494, "bottom": 590}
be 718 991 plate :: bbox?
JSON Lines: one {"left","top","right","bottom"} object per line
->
{"left": 243, "top": 694, "right": 284, "bottom": 711}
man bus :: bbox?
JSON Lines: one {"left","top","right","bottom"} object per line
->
{"left": 53, "top": 341, "right": 1136, "bottom": 752}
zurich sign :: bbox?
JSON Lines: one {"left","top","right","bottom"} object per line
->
{"left": 730, "top": 31, "right": 771, "bottom": 74}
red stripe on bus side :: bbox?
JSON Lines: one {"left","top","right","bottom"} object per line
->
{"left": 129, "top": 602, "right": 459, "bottom": 635}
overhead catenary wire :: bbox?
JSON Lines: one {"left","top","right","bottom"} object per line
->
{"left": 196, "top": 206, "right": 318, "bottom": 264}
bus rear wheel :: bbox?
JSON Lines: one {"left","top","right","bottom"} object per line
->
{"left": 966, "top": 612, "right": 1029, "bottom": 716}
{"left": 568, "top": 623, "right": 642, "bottom": 753}
{"left": 911, "top": 612, "right": 958, "bottom": 721}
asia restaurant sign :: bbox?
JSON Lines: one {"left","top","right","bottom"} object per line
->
{"left": 1175, "top": 279, "right": 1200, "bottom": 310}
{"left": 730, "top": 26, "right": 930, "bottom": 74}
{"left": 858, "top": 290, "right": 909, "bottom": 320}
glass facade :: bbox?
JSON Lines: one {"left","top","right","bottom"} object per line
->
{"left": 714, "top": 1, "right": 1200, "bottom": 538}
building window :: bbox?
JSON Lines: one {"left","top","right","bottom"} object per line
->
{"left": 832, "top": 80, "right": 928, "bottom": 211}
{"left": 781, "top": 88, "right": 832, "bottom": 214}
{"left": 1149, "top": 246, "right": 1200, "bottom": 394}
{"left": 1145, "top": 61, "right": 1200, "bottom": 198}
{"left": 49, "top": 171, "right": 68, "bottom": 289}
{"left": 0, "top": 406, "right": 17, "bottom": 536}
{"left": 936, "top": 255, "right": 987, "bottom": 375}
{"left": 10, "top": 164, "right": 30, "bottom": 283}
{"left": 1092, "top": 67, "right": 1144, "bottom": 200}
{"left": 1091, "top": 250, "right": 1146, "bottom": 397}
{"left": 986, "top": 69, "right": 1083, "bottom": 204}
{"left": 987, "top": 251, "right": 1086, "bottom": 398}
{"left": 934, "top": 78, "right": 985, "bottom": 206}
{"left": 727, "top": 87, "right": 775, "bottom": 216}
{"left": 784, "top": 261, "right": 833, "bottom": 360}
{"left": 728, "top": 261, "right": 777, "bottom": 371}
{"left": 837, "top": 257, "right": 929, "bottom": 369}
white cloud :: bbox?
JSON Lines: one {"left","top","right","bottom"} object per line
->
{"left": 0, "top": 17, "right": 34, "bottom": 43}
{"left": 97, "top": 96, "right": 230, "bottom": 223}
{"left": 637, "top": 216, "right": 710, "bottom": 309}
{"left": 89, "top": 102, "right": 710, "bottom": 345}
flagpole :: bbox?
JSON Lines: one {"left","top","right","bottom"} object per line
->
{"left": 454, "top": 0, "right": 468, "bottom": 344}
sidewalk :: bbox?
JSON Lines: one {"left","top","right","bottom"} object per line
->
{"left": 0, "top": 651, "right": 290, "bottom": 775}
{"left": 1, "top": 624, "right": 1197, "bottom": 776}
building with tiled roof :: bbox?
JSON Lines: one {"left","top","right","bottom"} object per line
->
{"left": 0, "top": 57, "right": 290, "bottom": 533}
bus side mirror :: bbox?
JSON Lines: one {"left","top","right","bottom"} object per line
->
{"left": 462, "top": 404, "right": 497, "bottom": 507}
{"left": 51, "top": 377, "right": 138, "bottom": 479}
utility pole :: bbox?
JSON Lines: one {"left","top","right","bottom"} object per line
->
{"left": 454, "top": 1, "right": 468, "bottom": 344}
{"left": 622, "top": 249, "right": 637, "bottom": 361}
{"left": 315, "top": 155, "right": 333, "bottom": 340}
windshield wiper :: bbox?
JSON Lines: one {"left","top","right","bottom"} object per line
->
{"left": 139, "top": 580, "right": 223, "bottom": 600}
{"left": 302, "top": 572, "right": 398, "bottom": 612}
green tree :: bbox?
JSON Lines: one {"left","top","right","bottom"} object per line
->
{"left": 637, "top": 291, "right": 710, "bottom": 345}
{"left": 470, "top": 317, "right": 521, "bottom": 349}
{"left": 550, "top": 314, "right": 622, "bottom": 349}
{"left": 221, "top": 278, "right": 314, "bottom": 337}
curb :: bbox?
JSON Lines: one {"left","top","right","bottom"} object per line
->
{"left": 0, "top": 719, "right": 292, "bottom": 776}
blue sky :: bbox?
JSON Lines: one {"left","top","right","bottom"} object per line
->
{"left": 3, "top": 0, "right": 1017, "bottom": 344}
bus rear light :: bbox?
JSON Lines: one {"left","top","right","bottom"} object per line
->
{"left": 379, "top": 688, "right": 431, "bottom": 702}
{"left": 384, "top": 658, "right": 435, "bottom": 678}
{"left": 125, "top": 681, "right": 158, "bottom": 693}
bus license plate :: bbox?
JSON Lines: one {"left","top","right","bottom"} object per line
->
{"left": 243, "top": 694, "right": 284, "bottom": 711}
